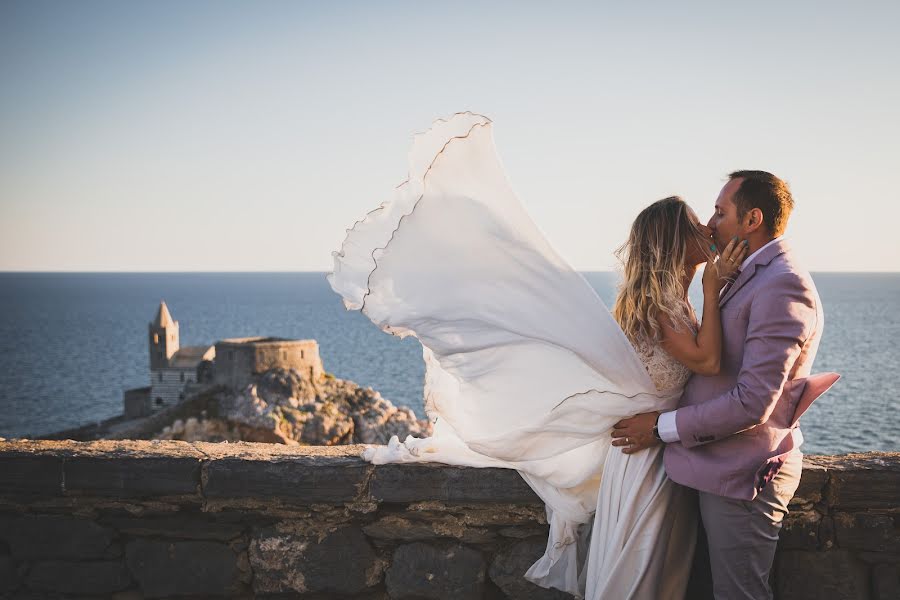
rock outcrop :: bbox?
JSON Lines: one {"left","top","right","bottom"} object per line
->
{"left": 154, "top": 368, "right": 432, "bottom": 446}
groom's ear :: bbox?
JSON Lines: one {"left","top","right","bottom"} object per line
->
{"left": 742, "top": 207, "right": 766, "bottom": 234}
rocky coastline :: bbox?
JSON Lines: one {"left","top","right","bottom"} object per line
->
{"left": 37, "top": 367, "right": 432, "bottom": 446}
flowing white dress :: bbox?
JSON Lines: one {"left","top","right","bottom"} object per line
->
{"left": 327, "top": 112, "right": 696, "bottom": 599}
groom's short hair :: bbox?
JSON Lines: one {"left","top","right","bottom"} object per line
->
{"left": 728, "top": 170, "right": 794, "bottom": 236}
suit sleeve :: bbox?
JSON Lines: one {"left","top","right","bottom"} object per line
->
{"left": 674, "top": 272, "right": 817, "bottom": 448}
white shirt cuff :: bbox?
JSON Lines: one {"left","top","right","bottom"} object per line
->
{"left": 657, "top": 410, "right": 680, "bottom": 443}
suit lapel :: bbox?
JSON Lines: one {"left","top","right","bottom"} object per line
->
{"left": 719, "top": 239, "right": 790, "bottom": 307}
{"left": 719, "top": 263, "right": 758, "bottom": 307}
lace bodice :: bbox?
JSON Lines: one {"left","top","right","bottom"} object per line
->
{"left": 632, "top": 337, "right": 693, "bottom": 393}
{"left": 628, "top": 302, "right": 698, "bottom": 393}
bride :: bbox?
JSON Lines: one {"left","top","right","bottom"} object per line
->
{"left": 327, "top": 112, "right": 744, "bottom": 599}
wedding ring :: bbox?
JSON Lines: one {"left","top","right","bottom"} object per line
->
{"left": 625, "top": 437, "right": 630, "bottom": 444}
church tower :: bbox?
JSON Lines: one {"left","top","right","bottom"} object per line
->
{"left": 149, "top": 300, "right": 179, "bottom": 370}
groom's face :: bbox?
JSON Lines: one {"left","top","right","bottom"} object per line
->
{"left": 708, "top": 178, "right": 744, "bottom": 248}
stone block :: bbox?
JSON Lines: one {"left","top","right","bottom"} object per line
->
{"left": 814, "top": 453, "right": 900, "bottom": 510}
{"left": 385, "top": 542, "right": 486, "bottom": 599}
{"left": 0, "top": 515, "right": 113, "bottom": 559}
{"left": 835, "top": 512, "right": 900, "bottom": 553}
{"left": 859, "top": 552, "right": 900, "bottom": 564}
{"left": 872, "top": 563, "right": 900, "bottom": 600}
{"left": 499, "top": 525, "right": 550, "bottom": 538}
{"left": 818, "top": 514, "right": 837, "bottom": 550}
{"left": 0, "top": 554, "right": 18, "bottom": 592}
{"left": 203, "top": 453, "right": 369, "bottom": 503}
{"left": 125, "top": 539, "right": 241, "bottom": 597}
{"left": 66, "top": 456, "right": 201, "bottom": 497}
{"left": 775, "top": 550, "right": 869, "bottom": 600}
{"left": 364, "top": 514, "right": 496, "bottom": 544}
{"left": 0, "top": 456, "right": 62, "bottom": 497}
{"left": 489, "top": 539, "right": 573, "bottom": 599}
{"left": 101, "top": 515, "right": 244, "bottom": 541}
{"left": 25, "top": 560, "right": 131, "bottom": 594}
{"left": 792, "top": 462, "right": 827, "bottom": 505}
{"left": 778, "top": 510, "right": 822, "bottom": 550}
{"left": 0, "top": 440, "right": 205, "bottom": 498}
{"left": 371, "top": 464, "right": 540, "bottom": 504}
{"left": 249, "top": 525, "right": 382, "bottom": 595}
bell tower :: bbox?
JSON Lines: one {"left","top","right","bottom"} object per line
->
{"left": 149, "top": 300, "right": 179, "bottom": 370}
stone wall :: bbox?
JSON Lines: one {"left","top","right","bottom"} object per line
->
{"left": 213, "top": 338, "right": 324, "bottom": 389}
{"left": 0, "top": 440, "right": 896, "bottom": 600}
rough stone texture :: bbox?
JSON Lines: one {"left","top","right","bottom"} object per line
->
{"left": 66, "top": 455, "right": 202, "bottom": 497}
{"left": 835, "top": 512, "right": 900, "bottom": 553}
{"left": 152, "top": 368, "right": 433, "bottom": 446}
{"left": 0, "top": 515, "right": 114, "bottom": 559}
{"left": 489, "top": 539, "right": 574, "bottom": 599}
{"left": 778, "top": 509, "right": 822, "bottom": 550}
{"left": 364, "top": 514, "right": 497, "bottom": 544}
{"left": 371, "top": 463, "right": 540, "bottom": 504}
{"left": 790, "top": 460, "right": 828, "bottom": 506}
{"left": 386, "top": 542, "right": 486, "bottom": 599}
{"left": 810, "top": 453, "right": 900, "bottom": 510}
{"left": 776, "top": 550, "right": 870, "bottom": 600}
{"left": 0, "top": 455, "right": 62, "bottom": 496}
{"left": 125, "top": 539, "right": 241, "bottom": 597}
{"left": 250, "top": 525, "right": 382, "bottom": 595}
{"left": 872, "top": 563, "right": 900, "bottom": 600}
{"left": 25, "top": 560, "right": 131, "bottom": 594}
{"left": 0, "top": 440, "right": 896, "bottom": 600}
{"left": 0, "top": 555, "right": 18, "bottom": 592}
{"left": 198, "top": 441, "right": 373, "bottom": 503}
{"left": 100, "top": 515, "right": 245, "bottom": 541}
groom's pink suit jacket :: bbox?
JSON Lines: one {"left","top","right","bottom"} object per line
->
{"left": 664, "top": 239, "right": 840, "bottom": 501}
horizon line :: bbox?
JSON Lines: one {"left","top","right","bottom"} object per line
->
{"left": 2, "top": 269, "right": 899, "bottom": 275}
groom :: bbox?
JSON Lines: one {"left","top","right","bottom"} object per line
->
{"left": 611, "top": 170, "right": 839, "bottom": 600}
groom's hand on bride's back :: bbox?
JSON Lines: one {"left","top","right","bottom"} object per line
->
{"left": 612, "top": 411, "right": 661, "bottom": 454}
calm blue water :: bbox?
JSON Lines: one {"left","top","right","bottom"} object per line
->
{"left": 0, "top": 272, "right": 896, "bottom": 455}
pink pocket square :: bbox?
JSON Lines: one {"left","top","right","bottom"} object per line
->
{"left": 790, "top": 372, "right": 841, "bottom": 427}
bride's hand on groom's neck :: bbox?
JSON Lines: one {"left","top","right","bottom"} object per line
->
{"left": 703, "top": 236, "right": 749, "bottom": 295}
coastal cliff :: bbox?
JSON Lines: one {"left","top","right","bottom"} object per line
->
{"left": 0, "top": 440, "right": 897, "bottom": 599}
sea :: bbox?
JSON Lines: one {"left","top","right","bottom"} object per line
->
{"left": 0, "top": 272, "right": 897, "bottom": 456}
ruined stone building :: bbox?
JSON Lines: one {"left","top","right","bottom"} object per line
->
{"left": 213, "top": 336, "right": 323, "bottom": 390}
{"left": 122, "top": 301, "right": 323, "bottom": 419}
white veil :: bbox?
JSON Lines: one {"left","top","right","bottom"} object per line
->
{"left": 327, "top": 112, "right": 681, "bottom": 596}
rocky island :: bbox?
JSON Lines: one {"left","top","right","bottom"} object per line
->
{"left": 152, "top": 368, "right": 432, "bottom": 445}
{"left": 40, "top": 301, "right": 432, "bottom": 445}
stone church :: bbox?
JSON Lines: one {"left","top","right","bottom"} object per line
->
{"left": 123, "top": 301, "right": 323, "bottom": 418}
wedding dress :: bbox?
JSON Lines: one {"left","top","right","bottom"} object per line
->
{"left": 327, "top": 112, "right": 695, "bottom": 599}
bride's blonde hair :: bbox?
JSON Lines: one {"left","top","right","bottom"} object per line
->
{"left": 613, "top": 196, "right": 709, "bottom": 345}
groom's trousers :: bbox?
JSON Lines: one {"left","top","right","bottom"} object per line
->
{"left": 697, "top": 449, "right": 802, "bottom": 600}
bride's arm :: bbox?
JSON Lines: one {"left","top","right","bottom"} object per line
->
{"left": 659, "top": 238, "right": 747, "bottom": 375}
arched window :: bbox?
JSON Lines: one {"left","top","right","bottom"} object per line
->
{"left": 153, "top": 333, "right": 159, "bottom": 345}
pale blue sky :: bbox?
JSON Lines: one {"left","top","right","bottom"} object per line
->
{"left": 1, "top": 0, "right": 898, "bottom": 271}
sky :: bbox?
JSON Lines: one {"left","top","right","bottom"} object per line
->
{"left": 1, "top": 0, "right": 898, "bottom": 272}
